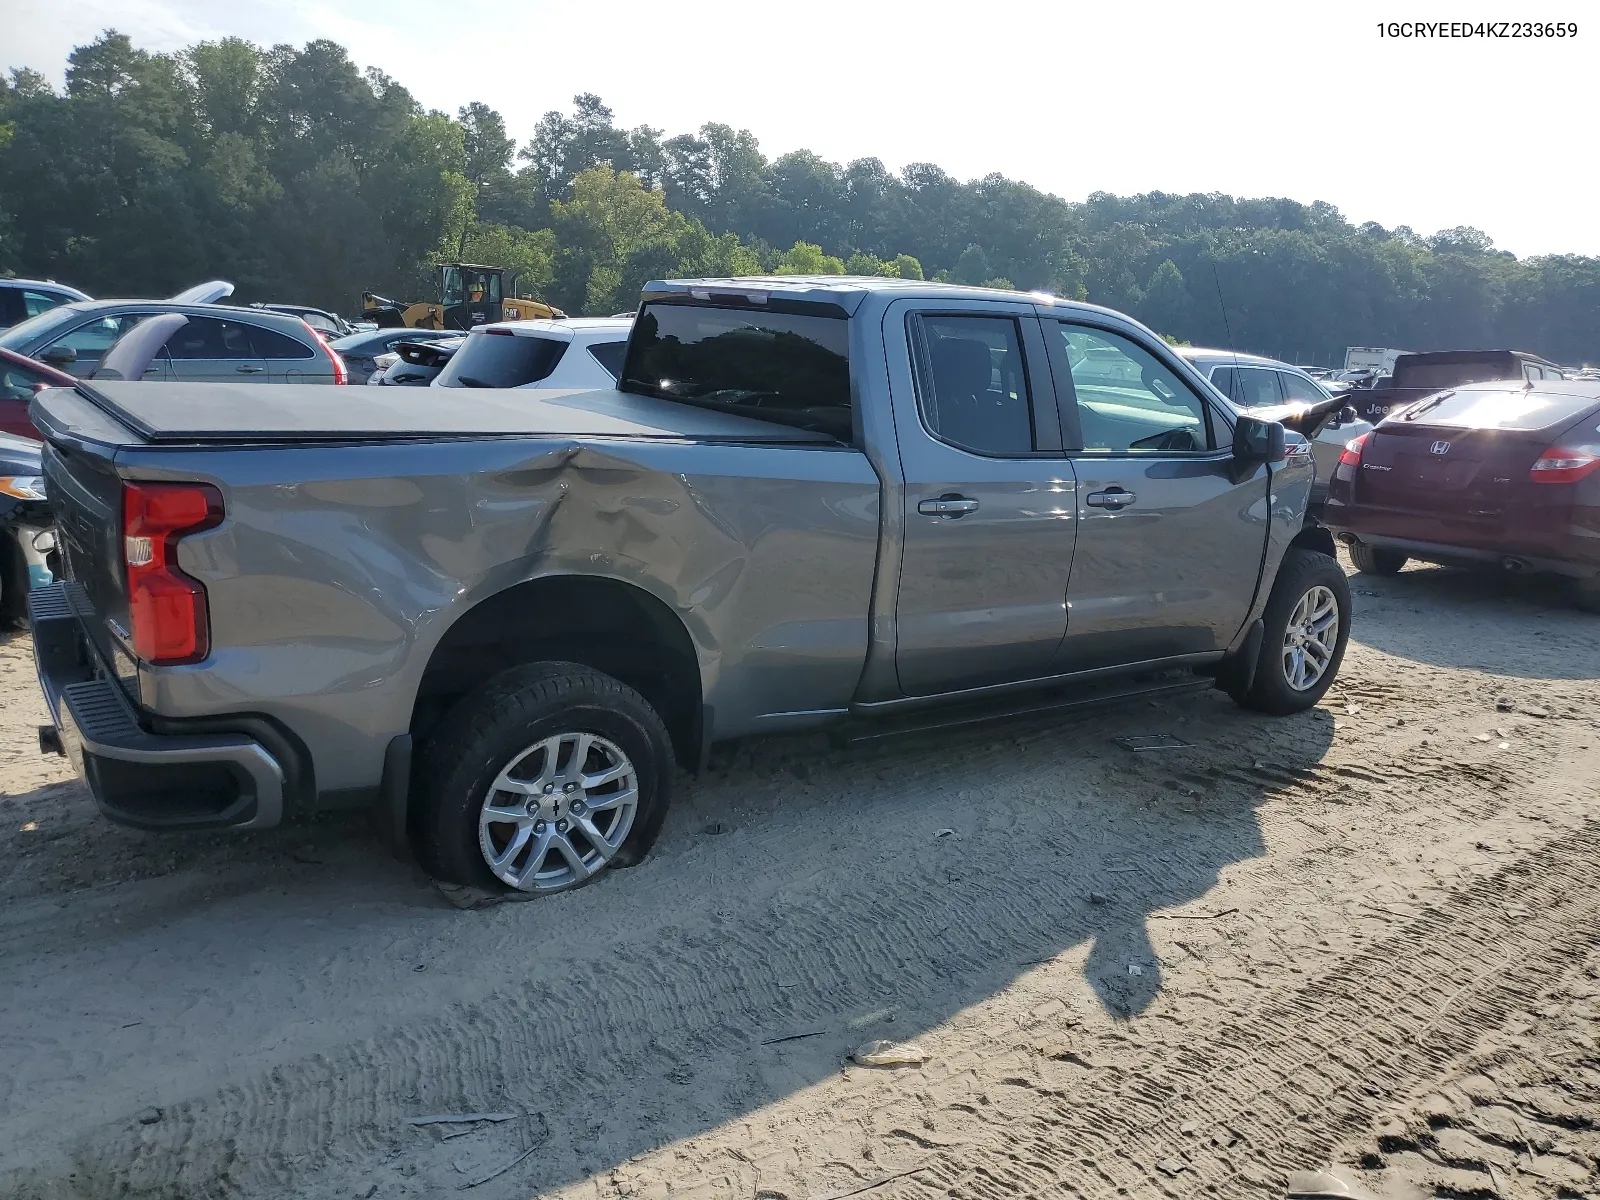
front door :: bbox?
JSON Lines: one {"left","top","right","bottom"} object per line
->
{"left": 38, "top": 313, "right": 170, "bottom": 380}
{"left": 1045, "top": 320, "right": 1268, "bottom": 671}
{"left": 891, "top": 304, "right": 1079, "bottom": 696}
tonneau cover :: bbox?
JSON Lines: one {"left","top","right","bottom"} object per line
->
{"left": 49, "top": 381, "right": 835, "bottom": 445}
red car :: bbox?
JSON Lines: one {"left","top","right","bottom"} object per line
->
{"left": 0, "top": 346, "right": 78, "bottom": 441}
{"left": 1324, "top": 379, "right": 1600, "bottom": 611}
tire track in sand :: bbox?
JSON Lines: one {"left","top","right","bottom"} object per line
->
{"left": 1, "top": 742, "right": 1587, "bottom": 1199}
{"left": 887, "top": 820, "right": 1600, "bottom": 1200}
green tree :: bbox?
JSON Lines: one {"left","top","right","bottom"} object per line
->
{"left": 952, "top": 243, "right": 991, "bottom": 285}
{"left": 774, "top": 240, "right": 844, "bottom": 275}
{"left": 3, "top": 43, "right": 1599, "bottom": 361}
{"left": 892, "top": 253, "right": 924, "bottom": 280}
{"left": 1140, "top": 259, "right": 1192, "bottom": 336}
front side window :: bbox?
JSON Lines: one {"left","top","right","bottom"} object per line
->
{"left": 913, "top": 314, "right": 1035, "bottom": 456}
{"left": 42, "top": 313, "right": 151, "bottom": 372}
{"left": 441, "top": 266, "right": 463, "bottom": 306}
{"left": 1058, "top": 324, "right": 1212, "bottom": 453}
{"left": 23, "top": 290, "right": 68, "bottom": 319}
{"left": 1, "top": 359, "right": 49, "bottom": 401}
{"left": 165, "top": 316, "right": 257, "bottom": 359}
{"left": 620, "top": 303, "right": 851, "bottom": 440}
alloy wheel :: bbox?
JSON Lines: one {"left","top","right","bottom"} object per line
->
{"left": 477, "top": 732, "right": 639, "bottom": 892}
{"left": 1281, "top": 584, "right": 1340, "bottom": 692}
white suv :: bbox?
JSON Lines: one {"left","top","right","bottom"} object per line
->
{"left": 432, "top": 317, "right": 632, "bottom": 390}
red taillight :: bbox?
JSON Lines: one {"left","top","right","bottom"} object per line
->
{"left": 302, "top": 320, "right": 347, "bottom": 384}
{"left": 1337, "top": 432, "right": 1370, "bottom": 467}
{"left": 123, "top": 482, "right": 224, "bottom": 665}
{"left": 1530, "top": 443, "right": 1600, "bottom": 484}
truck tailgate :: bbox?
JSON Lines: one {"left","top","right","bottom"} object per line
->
{"left": 41, "top": 436, "right": 130, "bottom": 671}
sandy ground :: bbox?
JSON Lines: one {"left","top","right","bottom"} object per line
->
{"left": 0, "top": 554, "right": 1597, "bottom": 1200}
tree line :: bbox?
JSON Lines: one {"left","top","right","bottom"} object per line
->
{"left": 2, "top": 32, "right": 1596, "bottom": 365}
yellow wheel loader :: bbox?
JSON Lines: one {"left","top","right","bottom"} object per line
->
{"left": 362, "top": 264, "right": 565, "bottom": 331}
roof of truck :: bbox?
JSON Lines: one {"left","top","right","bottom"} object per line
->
{"left": 641, "top": 275, "right": 1135, "bottom": 321}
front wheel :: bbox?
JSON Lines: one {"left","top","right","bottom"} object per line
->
{"left": 414, "top": 662, "right": 674, "bottom": 894}
{"left": 1231, "top": 549, "right": 1352, "bottom": 715}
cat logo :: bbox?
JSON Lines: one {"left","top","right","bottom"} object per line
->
{"left": 1430, "top": 440, "right": 1452, "bottom": 455}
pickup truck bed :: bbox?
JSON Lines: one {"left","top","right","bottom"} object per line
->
{"left": 64, "top": 379, "right": 837, "bottom": 443}
{"left": 30, "top": 276, "right": 1350, "bottom": 898}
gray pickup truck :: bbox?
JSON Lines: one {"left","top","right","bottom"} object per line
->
{"left": 28, "top": 277, "right": 1350, "bottom": 896}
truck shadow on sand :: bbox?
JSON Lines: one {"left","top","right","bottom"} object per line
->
{"left": 1, "top": 689, "right": 1336, "bottom": 1199}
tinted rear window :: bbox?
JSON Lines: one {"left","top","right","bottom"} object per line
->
{"left": 1393, "top": 388, "right": 1597, "bottom": 432}
{"left": 248, "top": 325, "right": 315, "bottom": 359}
{"left": 619, "top": 303, "right": 851, "bottom": 439}
{"left": 435, "top": 331, "right": 566, "bottom": 388}
{"left": 1395, "top": 358, "right": 1519, "bottom": 389}
{"left": 587, "top": 340, "right": 627, "bottom": 380}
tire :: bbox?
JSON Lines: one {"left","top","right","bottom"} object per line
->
{"left": 1347, "top": 542, "right": 1407, "bottom": 575}
{"left": 0, "top": 536, "right": 25, "bottom": 629}
{"left": 414, "top": 662, "right": 673, "bottom": 893}
{"left": 1576, "top": 577, "right": 1600, "bottom": 615}
{"left": 1231, "top": 549, "right": 1352, "bottom": 715}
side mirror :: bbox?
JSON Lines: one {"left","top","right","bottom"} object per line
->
{"left": 1338, "top": 405, "right": 1358, "bottom": 425}
{"left": 39, "top": 346, "right": 77, "bottom": 366}
{"left": 1233, "top": 415, "right": 1287, "bottom": 465}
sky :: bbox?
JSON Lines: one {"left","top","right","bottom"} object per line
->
{"left": 4, "top": 0, "right": 1593, "bottom": 258}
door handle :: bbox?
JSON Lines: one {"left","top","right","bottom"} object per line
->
{"left": 235, "top": 364, "right": 265, "bottom": 374}
{"left": 1086, "top": 489, "right": 1137, "bottom": 510}
{"left": 918, "top": 495, "right": 980, "bottom": 518}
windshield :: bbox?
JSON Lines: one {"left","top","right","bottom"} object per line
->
{"left": 0, "top": 303, "right": 89, "bottom": 351}
{"left": 619, "top": 302, "right": 852, "bottom": 440}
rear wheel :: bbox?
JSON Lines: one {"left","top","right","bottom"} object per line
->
{"left": 1576, "top": 577, "right": 1600, "bottom": 615}
{"left": 0, "top": 537, "right": 25, "bottom": 628}
{"left": 1231, "top": 549, "right": 1351, "bottom": 715}
{"left": 1347, "top": 542, "right": 1407, "bottom": 575}
{"left": 414, "top": 662, "right": 674, "bottom": 893}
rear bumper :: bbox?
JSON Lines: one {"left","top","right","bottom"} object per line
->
{"left": 1328, "top": 529, "right": 1598, "bottom": 580}
{"left": 28, "top": 583, "right": 286, "bottom": 830}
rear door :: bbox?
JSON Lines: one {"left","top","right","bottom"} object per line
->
{"left": 889, "top": 300, "right": 1079, "bottom": 696}
{"left": 165, "top": 315, "right": 269, "bottom": 381}
{"left": 1048, "top": 319, "right": 1268, "bottom": 671}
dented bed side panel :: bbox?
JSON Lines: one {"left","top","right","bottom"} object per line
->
{"left": 122, "top": 437, "right": 882, "bottom": 791}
